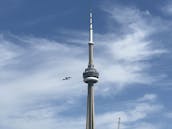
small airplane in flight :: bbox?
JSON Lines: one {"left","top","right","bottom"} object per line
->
{"left": 62, "top": 76, "right": 71, "bottom": 80}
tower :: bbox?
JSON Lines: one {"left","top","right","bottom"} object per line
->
{"left": 83, "top": 12, "right": 99, "bottom": 129}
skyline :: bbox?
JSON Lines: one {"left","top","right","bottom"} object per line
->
{"left": 0, "top": 0, "right": 172, "bottom": 129}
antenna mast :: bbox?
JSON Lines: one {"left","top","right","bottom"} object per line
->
{"left": 117, "top": 117, "right": 120, "bottom": 129}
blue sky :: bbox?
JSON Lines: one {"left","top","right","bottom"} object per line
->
{"left": 0, "top": 0, "right": 172, "bottom": 129}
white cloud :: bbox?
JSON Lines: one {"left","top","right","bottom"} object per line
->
{"left": 162, "top": 2, "right": 172, "bottom": 15}
{"left": 0, "top": 34, "right": 87, "bottom": 129}
{"left": 93, "top": 5, "right": 167, "bottom": 90}
{"left": 96, "top": 94, "right": 162, "bottom": 129}
{"left": 101, "top": 5, "right": 166, "bottom": 61}
{"left": 137, "top": 94, "right": 157, "bottom": 102}
{"left": 0, "top": 35, "right": 21, "bottom": 67}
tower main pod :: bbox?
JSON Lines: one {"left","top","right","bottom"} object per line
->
{"left": 83, "top": 12, "right": 99, "bottom": 129}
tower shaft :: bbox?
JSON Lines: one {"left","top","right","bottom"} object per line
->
{"left": 86, "top": 83, "right": 94, "bottom": 129}
{"left": 89, "top": 44, "right": 94, "bottom": 67}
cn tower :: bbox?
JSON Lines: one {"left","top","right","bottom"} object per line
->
{"left": 83, "top": 12, "right": 99, "bottom": 129}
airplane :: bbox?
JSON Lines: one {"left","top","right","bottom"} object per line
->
{"left": 62, "top": 76, "right": 71, "bottom": 80}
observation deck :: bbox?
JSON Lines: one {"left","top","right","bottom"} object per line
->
{"left": 83, "top": 67, "right": 99, "bottom": 83}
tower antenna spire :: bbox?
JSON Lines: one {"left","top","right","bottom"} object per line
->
{"left": 89, "top": 11, "right": 93, "bottom": 43}
{"left": 83, "top": 10, "right": 99, "bottom": 129}
{"left": 88, "top": 11, "right": 94, "bottom": 67}
{"left": 117, "top": 117, "right": 121, "bottom": 129}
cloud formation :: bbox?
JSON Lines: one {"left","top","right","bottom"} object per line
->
{"left": 95, "top": 93, "right": 162, "bottom": 129}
